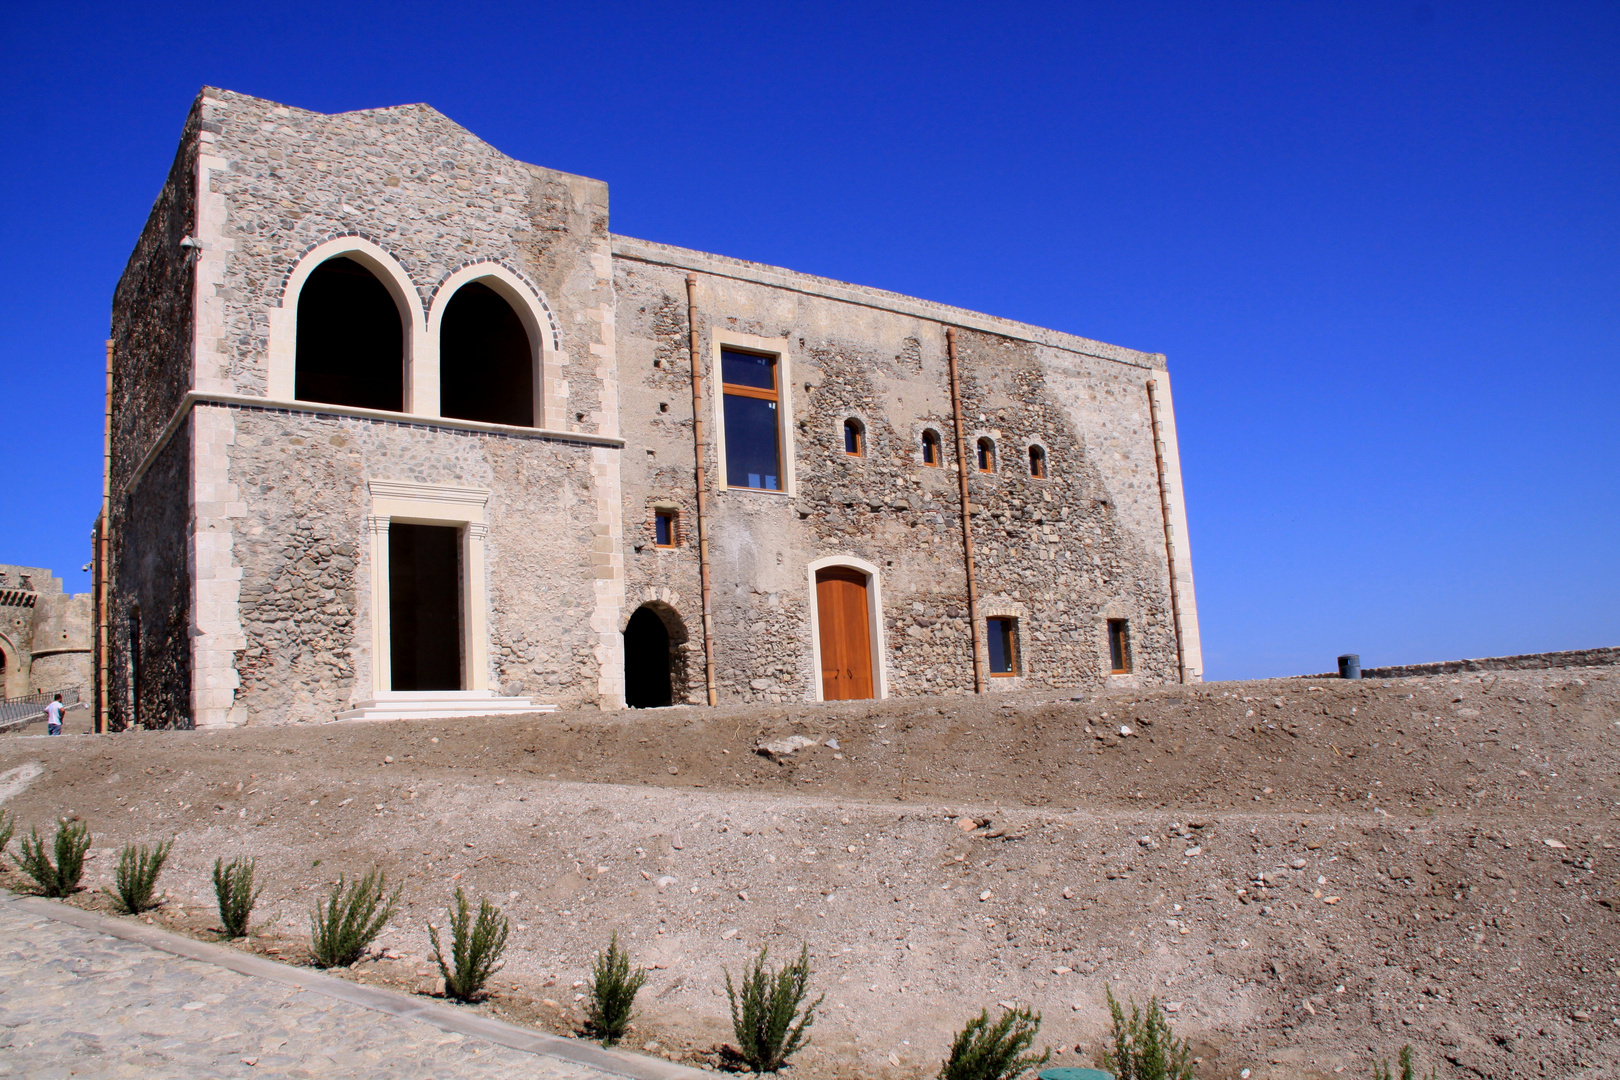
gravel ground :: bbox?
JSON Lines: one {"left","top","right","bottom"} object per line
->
{"left": 0, "top": 667, "right": 1615, "bottom": 1079}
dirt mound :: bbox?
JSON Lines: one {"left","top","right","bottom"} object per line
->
{"left": 0, "top": 668, "right": 1615, "bottom": 1079}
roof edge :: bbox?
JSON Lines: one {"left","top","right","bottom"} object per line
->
{"left": 611, "top": 235, "right": 1167, "bottom": 371}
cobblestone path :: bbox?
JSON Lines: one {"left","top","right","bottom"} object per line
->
{"left": 0, "top": 898, "right": 625, "bottom": 1079}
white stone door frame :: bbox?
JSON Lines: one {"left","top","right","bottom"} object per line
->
{"left": 805, "top": 555, "right": 888, "bottom": 703}
{"left": 365, "top": 480, "right": 492, "bottom": 697}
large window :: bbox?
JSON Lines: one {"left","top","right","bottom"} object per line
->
{"left": 721, "top": 349, "right": 783, "bottom": 491}
{"left": 987, "top": 616, "right": 1020, "bottom": 676}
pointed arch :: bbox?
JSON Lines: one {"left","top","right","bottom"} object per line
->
{"left": 267, "top": 237, "right": 426, "bottom": 410}
{"left": 427, "top": 263, "right": 561, "bottom": 429}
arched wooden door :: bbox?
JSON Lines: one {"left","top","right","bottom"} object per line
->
{"left": 815, "top": 566, "right": 874, "bottom": 701}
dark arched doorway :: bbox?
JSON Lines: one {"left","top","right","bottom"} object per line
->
{"left": 295, "top": 256, "right": 405, "bottom": 411}
{"left": 440, "top": 282, "right": 534, "bottom": 427}
{"left": 623, "top": 605, "right": 674, "bottom": 708}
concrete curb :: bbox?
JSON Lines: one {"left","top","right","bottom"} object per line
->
{"left": 2, "top": 890, "right": 707, "bottom": 1080}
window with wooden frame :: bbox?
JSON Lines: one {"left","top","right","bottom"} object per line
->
{"left": 720, "top": 348, "right": 783, "bottom": 491}
{"left": 976, "top": 437, "right": 996, "bottom": 473}
{"left": 653, "top": 509, "right": 678, "bottom": 548}
{"left": 1107, "top": 619, "right": 1132, "bottom": 674}
{"left": 987, "top": 616, "right": 1020, "bottom": 676}
{"left": 1028, "top": 444, "right": 1047, "bottom": 479}
{"left": 843, "top": 418, "right": 865, "bottom": 457}
{"left": 921, "top": 428, "right": 942, "bottom": 466}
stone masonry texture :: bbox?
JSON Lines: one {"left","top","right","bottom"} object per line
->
{"left": 105, "top": 87, "right": 1202, "bottom": 727}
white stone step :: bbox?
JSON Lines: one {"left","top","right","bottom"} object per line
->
{"left": 335, "top": 690, "right": 557, "bottom": 722}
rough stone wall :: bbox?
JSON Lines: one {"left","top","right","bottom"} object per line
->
{"left": 108, "top": 99, "right": 201, "bottom": 729}
{"left": 0, "top": 565, "right": 54, "bottom": 698}
{"left": 193, "top": 87, "right": 614, "bottom": 431}
{"left": 116, "top": 423, "right": 193, "bottom": 729}
{"left": 614, "top": 240, "right": 1193, "bottom": 704}
{"left": 26, "top": 588, "right": 92, "bottom": 695}
{"left": 227, "top": 408, "right": 607, "bottom": 723}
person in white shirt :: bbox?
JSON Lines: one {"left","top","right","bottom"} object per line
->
{"left": 43, "top": 694, "right": 64, "bottom": 736}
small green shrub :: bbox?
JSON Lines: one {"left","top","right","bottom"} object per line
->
{"left": 938, "top": 1005, "right": 1050, "bottom": 1080}
{"left": 106, "top": 839, "right": 172, "bottom": 914}
{"left": 13, "top": 819, "right": 92, "bottom": 897}
{"left": 1103, "top": 987, "right": 1194, "bottom": 1080}
{"left": 724, "top": 943, "right": 824, "bottom": 1073}
{"left": 0, "top": 808, "right": 15, "bottom": 856}
{"left": 308, "top": 868, "right": 400, "bottom": 968}
{"left": 429, "top": 886, "right": 510, "bottom": 1002}
{"left": 1374, "top": 1045, "right": 1436, "bottom": 1080}
{"left": 213, "top": 856, "right": 263, "bottom": 938}
{"left": 585, "top": 931, "right": 647, "bottom": 1046}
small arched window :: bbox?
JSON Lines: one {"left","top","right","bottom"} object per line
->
{"left": 921, "top": 429, "right": 941, "bottom": 466}
{"left": 843, "top": 418, "right": 865, "bottom": 457}
{"left": 1028, "top": 444, "right": 1047, "bottom": 478}
{"left": 976, "top": 437, "right": 996, "bottom": 473}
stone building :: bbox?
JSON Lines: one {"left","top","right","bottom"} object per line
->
{"left": 102, "top": 87, "right": 1202, "bottom": 729}
{"left": 0, "top": 564, "right": 92, "bottom": 700}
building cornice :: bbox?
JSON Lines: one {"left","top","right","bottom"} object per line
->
{"left": 125, "top": 392, "right": 625, "bottom": 495}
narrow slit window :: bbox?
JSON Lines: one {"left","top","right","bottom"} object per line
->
{"left": 1108, "top": 619, "right": 1132, "bottom": 674}
{"left": 844, "top": 418, "right": 864, "bottom": 457}
{"left": 921, "top": 429, "right": 941, "bottom": 466}
{"left": 654, "top": 510, "right": 677, "bottom": 548}
{"left": 976, "top": 437, "right": 996, "bottom": 473}
{"left": 987, "top": 616, "right": 1020, "bottom": 676}
{"left": 1028, "top": 444, "right": 1047, "bottom": 478}
{"left": 721, "top": 348, "right": 783, "bottom": 491}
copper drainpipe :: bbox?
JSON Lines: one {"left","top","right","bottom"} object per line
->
{"left": 945, "top": 328, "right": 985, "bottom": 694}
{"left": 97, "top": 338, "right": 113, "bottom": 732}
{"left": 684, "top": 274, "right": 718, "bottom": 706}
{"left": 1145, "top": 378, "right": 1186, "bottom": 684}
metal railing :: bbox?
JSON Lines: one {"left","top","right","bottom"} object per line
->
{"left": 0, "top": 687, "right": 83, "bottom": 730}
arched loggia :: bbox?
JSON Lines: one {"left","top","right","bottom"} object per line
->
{"left": 295, "top": 256, "right": 406, "bottom": 411}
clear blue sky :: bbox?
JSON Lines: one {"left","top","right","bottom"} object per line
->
{"left": 1, "top": 2, "right": 1614, "bottom": 680}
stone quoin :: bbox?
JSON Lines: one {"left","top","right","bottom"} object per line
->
{"left": 101, "top": 88, "right": 1202, "bottom": 728}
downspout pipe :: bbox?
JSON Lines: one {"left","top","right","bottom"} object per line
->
{"left": 684, "top": 274, "right": 719, "bottom": 706}
{"left": 97, "top": 338, "right": 112, "bottom": 733}
{"left": 945, "top": 328, "right": 985, "bottom": 694}
{"left": 1145, "top": 378, "right": 1186, "bottom": 684}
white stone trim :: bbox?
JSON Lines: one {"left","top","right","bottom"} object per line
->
{"left": 426, "top": 262, "right": 563, "bottom": 429}
{"left": 588, "top": 443, "right": 626, "bottom": 710}
{"left": 190, "top": 407, "right": 247, "bottom": 727}
{"left": 710, "top": 330, "right": 795, "bottom": 497}
{"left": 192, "top": 147, "right": 233, "bottom": 394}
{"left": 267, "top": 238, "right": 427, "bottom": 410}
{"left": 1144, "top": 372, "right": 1203, "bottom": 681}
{"left": 805, "top": 555, "right": 888, "bottom": 703}
{"left": 364, "top": 480, "right": 492, "bottom": 697}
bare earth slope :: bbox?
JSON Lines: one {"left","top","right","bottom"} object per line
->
{"left": 1, "top": 668, "right": 1616, "bottom": 1080}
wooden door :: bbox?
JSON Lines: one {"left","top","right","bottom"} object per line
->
{"left": 816, "top": 567, "right": 874, "bottom": 700}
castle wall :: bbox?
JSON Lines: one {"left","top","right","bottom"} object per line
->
{"left": 226, "top": 408, "right": 610, "bottom": 723}
{"left": 116, "top": 423, "right": 193, "bottom": 727}
{"left": 105, "top": 87, "right": 1200, "bottom": 723}
{"left": 614, "top": 239, "right": 1202, "bottom": 704}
